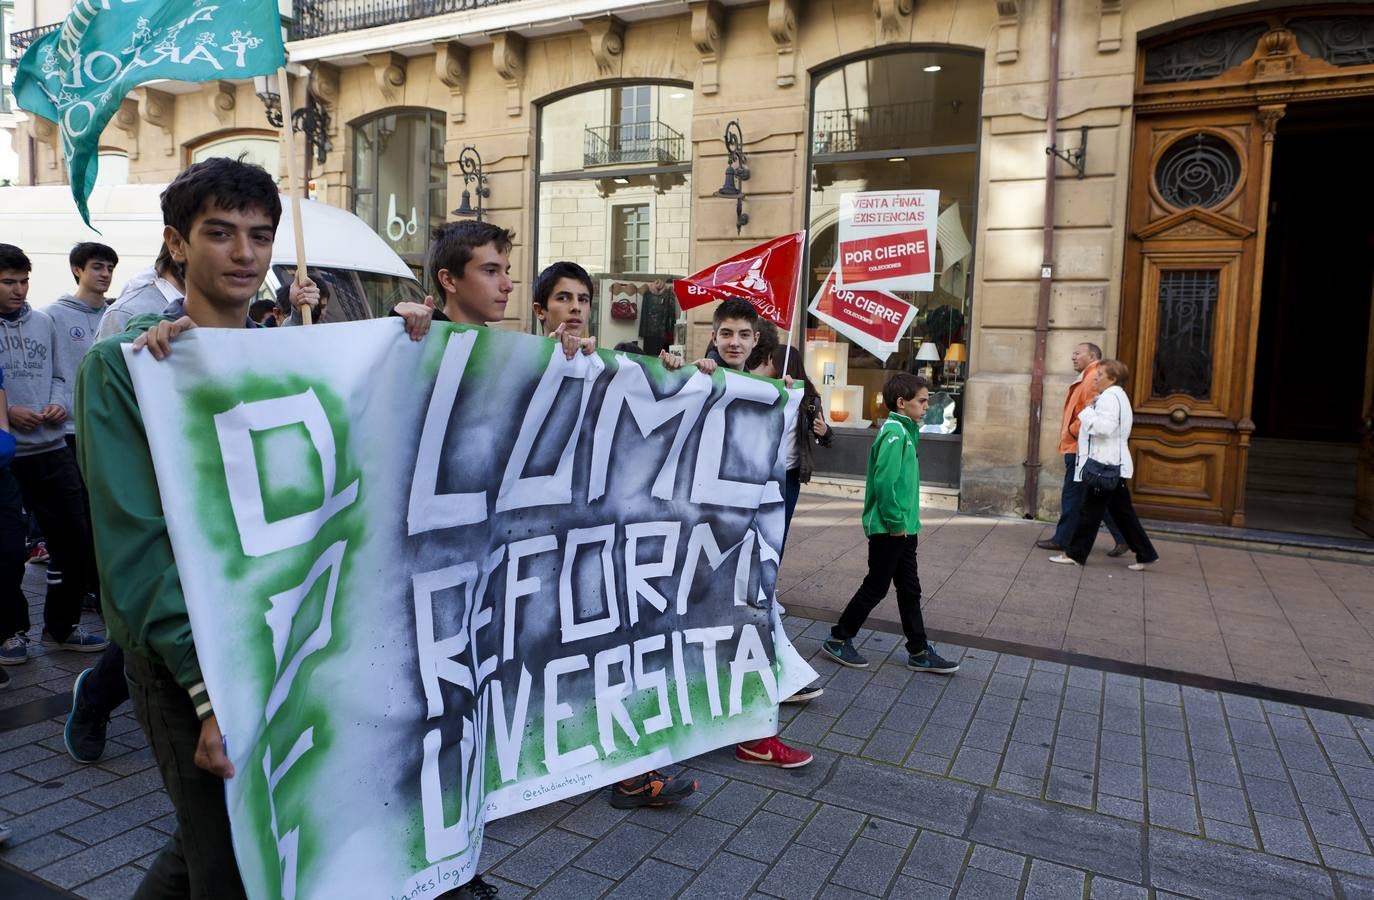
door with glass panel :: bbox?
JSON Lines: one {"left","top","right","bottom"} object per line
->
{"left": 1118, "top": 109, "right": 1266, "bottom": 526}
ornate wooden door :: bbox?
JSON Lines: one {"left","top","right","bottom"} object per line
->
{"left": 1119, "top": 109, "right": 1275, "bottom": 526}
{"left": 1123, "top": 10, "right": 1374, "bottom": 527}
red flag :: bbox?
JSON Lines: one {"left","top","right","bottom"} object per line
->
{"left": 673, "top": 232, "right": 805, "bottom": 329}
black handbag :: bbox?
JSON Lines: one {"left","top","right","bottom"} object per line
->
{"left": 1080, "top": 396, "right": 1122, "bottom": 493}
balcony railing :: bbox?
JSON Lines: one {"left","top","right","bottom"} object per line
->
{"left": 291, "top": 0, "right": 518, "bottom": 40}
{"left": 812, "top": 100, "right": 948, "bottom": 155}
{"left": 583, "top": 121, "right": 685, "bottom": 168}
{"left": 8, "top": 23, "right": 61, "bottom": 63}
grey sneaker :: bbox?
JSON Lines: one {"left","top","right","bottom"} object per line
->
{"left": 822, "top": 637, "right": 869, "bottom": 669}
{"left": 782, "top": 682, "right": 824, "bottom": 703}
{"left": 907, "top": 643, "right": 959, "bottom": 674}
{"left": 0, "top": 634, "right": 29, "bottom": 666}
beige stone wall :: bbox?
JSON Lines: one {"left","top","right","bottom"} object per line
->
{"left": 12, "top": 0, "right": 1270, "bottom": 519}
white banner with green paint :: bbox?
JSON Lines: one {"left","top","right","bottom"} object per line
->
{"left": 128, "top": 319, "right": 814, "bottom": 900}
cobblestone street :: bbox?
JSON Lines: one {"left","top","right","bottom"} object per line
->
{"left": 3, "top": 504, "right": 1374, "bottom": 900}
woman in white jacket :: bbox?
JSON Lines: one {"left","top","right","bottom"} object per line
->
{"left": 1050, "top": 359, "right": 1159, "bottom": 570}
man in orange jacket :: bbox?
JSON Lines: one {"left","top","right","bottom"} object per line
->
{"left": 1036, "top": 342, "right": 1128, "bottom": 554}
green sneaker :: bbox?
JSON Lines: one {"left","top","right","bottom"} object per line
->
{"left": 822, "top": 637, "right": 869, "bottom": 669}
{"left": 907, "top": 643, "right": 959, "bottom": 674}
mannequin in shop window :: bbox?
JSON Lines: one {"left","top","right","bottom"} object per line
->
{"left": 638, "top": 277, "right": 677, "bottom": 356}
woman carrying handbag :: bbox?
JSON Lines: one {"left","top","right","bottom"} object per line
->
{"left": 1049, "top": 359, "right": 1159, "bottom": 570}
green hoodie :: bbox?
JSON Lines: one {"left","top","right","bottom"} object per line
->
{"left": 74, "top": 315, "right": 212, "bottom": 720}
{"left": 861, "top": 412, "right": 922, "bottom": 537}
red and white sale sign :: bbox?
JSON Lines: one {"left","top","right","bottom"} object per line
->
{"left": 836, "top": 190, "right": 939, "bottom": 293}
{"left": 807, "top": 264, "right": 918, "bottom": 364}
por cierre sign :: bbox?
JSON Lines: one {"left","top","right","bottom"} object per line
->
{"left": 838, "top": 230, "right": 932, "bottom": 283}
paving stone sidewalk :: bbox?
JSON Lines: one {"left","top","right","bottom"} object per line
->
{"left": 779, "top": 489, "right": 1374, "bottom": 704}
{"left": 4, "top": 603, "right": 1374, "bottom": 899}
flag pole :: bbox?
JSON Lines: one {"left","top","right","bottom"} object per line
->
{"left": 780, "top": 231, "right": 806, "bottom": 381}
{"left": 277, "top": 65, "right": 312, "bottom": 325}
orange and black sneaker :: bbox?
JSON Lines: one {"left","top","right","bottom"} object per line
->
{"left": 609, "top": 770, "right": 698, "bottom": 809}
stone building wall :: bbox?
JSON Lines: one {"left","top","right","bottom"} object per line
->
{"left": 11, "top": 0, "right": 1272, "bottom": 519}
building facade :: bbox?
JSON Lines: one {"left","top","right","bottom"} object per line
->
{"left": 8, "top": 0, "right": 1374, "bottom": 536}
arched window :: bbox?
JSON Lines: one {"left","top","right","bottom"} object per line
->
{"left": 534, "top": 84, "right": 692, "bottom": 353}
{"left": 806, "top": 49, "right": 982, "bottom": 451}
{"left": 352, "top": 109, "right": 446, "bottom": 281}
{"left": 189, "top": 131, "right": 280, "bottom": 171}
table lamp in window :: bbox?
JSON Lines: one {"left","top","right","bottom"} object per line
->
{"left": 915, "top": 341, "right": 941, "bottom": 382}
{"left": 943, "top": 342, "right": 967, "bottom": 388}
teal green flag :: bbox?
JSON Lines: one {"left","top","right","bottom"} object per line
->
{"left": 14, "top": 0, "right": 285, "bottom": 226}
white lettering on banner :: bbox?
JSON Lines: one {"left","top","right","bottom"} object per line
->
{"left": 409, "top": 331, "right": 487, "bottom": 534}
{"left": 263, "top": 542, "right": 346, "bottom": 721}
{"left": 543, "top": 654, "right": 599, "bottom": 772}
{"left": 502, "top": 536, "right": 557, "bottom": 660}
{"left": 633, "top": 635, "right": 675, "bottom": 735}
{"left": 593, "top": 645, "right": 638, "bottom": 754}
{"left": 497, "top": 350, "right": 605, "bottom": 513}
{"left": 691, "top": 374, "right": 784, "bottom": 508}
{"left": 588, "top": 361, "right": 710, "bottom": 502}
{"left": 489, "top": 666, "right": 533, "bottom": 783}
{"left": 623, "top": 521, "right": 680, "bottom": 626}
{"left": 214, "top": 388, "right": 359, "bottom": 557}
{"left": 683, "top": 626, "right": 734, "bottom": 718}
{"left": 263, "top": 729, "right": 314, "bottom": 900}
{"left": 728, "top": 624, "right": 778, "bottom": 715}
{"left": 412, "top": 563, "right": 480, "bottom": 719}
{"left": 558, "top": 525, "right": 620, "bottom": 644}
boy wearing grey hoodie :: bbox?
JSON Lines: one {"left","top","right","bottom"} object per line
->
{"left": 48, "top": 243, "right": 118, "bottom": 447}
{"left": 0, "top": 244, "right": 107, "bottom": 665}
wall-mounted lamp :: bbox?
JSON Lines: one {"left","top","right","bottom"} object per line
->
{"left": 253, "top": 72, "right": 331, "bottom": 166}
{"left": 716, "top": 120, "right": 749, "bottom": 234}
{"left": 452, "top": 146, "right": 489, "bottom": 221}
{"left": 1047, "top": 125, "right": 1088, "bottom": 179}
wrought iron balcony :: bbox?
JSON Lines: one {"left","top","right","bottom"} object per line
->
{"left": 8, "top": 23, "right": 61, "bottom": 62}
{"left": 291, "top": 0, "right": 518, "bottom": 41}
{"left": 812, "top": 99, "right": 953, "bottom": 155}
{"left": 583, "top": 121, "right": 686, "bottom": 168}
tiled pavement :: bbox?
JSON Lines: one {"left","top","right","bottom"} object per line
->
{"left": 778, "top": 491, "right": 1374, "bottom": 704}
{"left": 4, "top": 606, "right": 1374, "bottom": 898}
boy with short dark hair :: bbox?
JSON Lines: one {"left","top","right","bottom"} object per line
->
{"left": 75, "top": 158, "right": 435, "bottom": 899}
{"left": 0, "top": 242, "right": 107, "bottom": 666}
{"left": 428, "top": 221, "right": 516, "bottom": 325}
{"left": 97, "top": 244, "right": 184, "bottom": 339}
{"left": 823, "top": 373, "right": 958, "bottom": 674}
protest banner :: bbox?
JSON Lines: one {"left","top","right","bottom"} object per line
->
{"left": 674, "top": 232, "right": 805, "bottom": 329}
{"left": 14, "top": 0, "right": 285, "bottom": 226}
{"left": 807, "top": 265, "right": 918, "bottom": 364}
{"left": 836, "top": 190, "right": 939, "bottom": 293}
{"left": 128, "top": 321, "right": 814, "bottom": 900}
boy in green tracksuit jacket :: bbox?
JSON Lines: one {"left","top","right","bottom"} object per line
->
{"left": 822, "top": 372, "right": 959, "bottom": 674}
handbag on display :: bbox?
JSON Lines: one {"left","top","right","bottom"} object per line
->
{"left": 610, "top": 298, "right": 639, "bottom": 320}
{"left": 1080, "top": 397, "right": 1123, "bottom": 493}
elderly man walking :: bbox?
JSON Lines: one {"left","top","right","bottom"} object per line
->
{"left": 1036, "top": 342, "right": 1129, "bottom": 555}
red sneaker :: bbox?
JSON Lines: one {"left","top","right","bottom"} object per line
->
{"left": 735, "top": 736, "right": 812, "bottom": 768}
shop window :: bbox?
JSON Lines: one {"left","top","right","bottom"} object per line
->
{"left": 805, "top": 49, "right": 981, "bottom": 462}
{"left": 352, "top": 109, "right": 446, "bottom": 283}
{"left": 190, "top": 133, "right": 279, "bottom": 172}
{"left": 535, "top": 83, "right": 691, "bottom": 354}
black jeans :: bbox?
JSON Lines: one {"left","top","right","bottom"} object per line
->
{"left": 1066, "top": 481, "right": 1159, "bottom": 565}
{"left": 81, "top": 643, "right": 129, "bottom": 717}
{"left": 1052, "top": 453, "right": 1124, "bottom": 546}
{"left": 125, "top": 652, "right": 246, "bottom": 900}
{"left": 832, "top": 534, "right": 929, "bottom": 655}
{"left": 10, "top": 447, "right": 94, "bottom": 642}
{"left": 0, "top": 466, "right": 29, "bottom": 640}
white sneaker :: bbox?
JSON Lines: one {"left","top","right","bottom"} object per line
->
{"left": 1128, "top": 562, "right": 1152, "bottom": 571}
{"left": 1048, "top": 554, "right": 1080, "bottom": 566}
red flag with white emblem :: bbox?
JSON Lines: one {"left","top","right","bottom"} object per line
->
{"left": 673, "top": 232, "right": 805, "bottom": 329}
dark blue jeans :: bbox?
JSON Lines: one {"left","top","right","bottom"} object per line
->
{"left": 1052, "top": 453, "right": 1124, "bottom": 547}
{"left": 0, "top": 467, "right": 29, "bottom": 640}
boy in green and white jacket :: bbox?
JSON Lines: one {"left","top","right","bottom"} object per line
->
{"left": 822, "top": 372, "right": 959, "bottom": 674}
